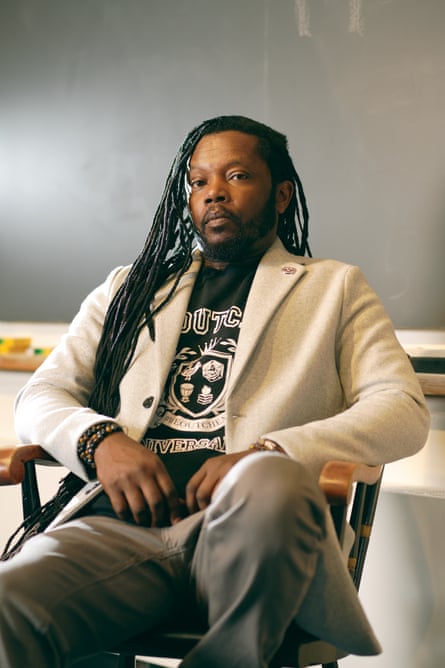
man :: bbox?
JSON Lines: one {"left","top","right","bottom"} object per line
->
{"left": 0, "top": 116, "right": 429, "bottom": 667}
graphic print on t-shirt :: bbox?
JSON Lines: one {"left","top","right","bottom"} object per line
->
{"left": 145, "top": 314, "right": 240, "bottom": 451}
{"left": 141, "top": 263, "right": 258, "bottom": 493}
{"left": 164, "top": 336, "right": 236, "bottom": 428}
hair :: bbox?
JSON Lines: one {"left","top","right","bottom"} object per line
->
{"left": 88, "top": 115, "right": 311, "bottom": 416}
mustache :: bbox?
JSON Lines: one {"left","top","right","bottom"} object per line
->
{"left": 202, "top": 207, "right": 239, "bottom": 226}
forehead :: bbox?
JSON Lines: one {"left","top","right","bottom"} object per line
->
{"left": 189, "top": 130, "right": 267, "bottom": 170}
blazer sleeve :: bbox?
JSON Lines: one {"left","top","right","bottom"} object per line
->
{"left": 14, "top": 266, "right": 130, "bottom": 479}
{"left": 262, "top": 265, "right": 430, "bottom": 477}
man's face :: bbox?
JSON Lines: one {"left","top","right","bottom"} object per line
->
{"left": 188, "top": 130, "right": 292, "bottom": 264}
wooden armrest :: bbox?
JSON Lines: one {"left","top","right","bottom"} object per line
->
{"left": 417, "top": 372, "right": 445, "bottom": 396}
{"left": 0, "top": 446, "right": 382, "bottom": 508}
{"left": 319, "top": 461, "right": 383, "bottom": 506}
{"left": 0, "top": 445, "right": 57, "bottom": 485}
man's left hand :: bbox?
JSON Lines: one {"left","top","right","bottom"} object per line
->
{"left": 185, "top": 450, "right": 255, "bottom": 514}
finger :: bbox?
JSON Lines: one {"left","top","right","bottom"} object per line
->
{"left": 155, "top": 472, "right": 186, "bottom": 525}
{"left": 194, "top": 478, "right": 214, "bottom": 511}
{"left": 123, "top": 487, "right": 152, "bottom": 526}
{"left": 185, "top": 468, "right": 207, "bottom": 514}
{"left": 170, "top": 498, "right": 188, "bottom": 525}
{"left": 138, "top": 478, "right": 170, "bottom": 527}
{"left": 106, "top": 488, "right": 131, "bottom": 522}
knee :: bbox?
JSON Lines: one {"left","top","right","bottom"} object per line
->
{"left": 0, "top": 562, "right": 33, "bottom": 643}
{"left": 1, "top": 560, "right": 34, "bottom": 621}
{"left": 0, "top": 562, "right": 20, "bottom": 613}
{"left": 210, "top": 453, "right": 327, "bottom": 545}
{"left": 224, "top": 452, "right": 324, "bottom": 507}
{"left": 0, "top": 561, "right": 63, "bottom": 667}
{"left": 0, "top": 554, "right": 53, "bottom": 633}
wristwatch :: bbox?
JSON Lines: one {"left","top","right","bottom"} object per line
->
{"left": 248, "top": 438, "right": 286, "bottom": 454}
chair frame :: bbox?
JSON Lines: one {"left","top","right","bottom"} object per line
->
{"left": 0, "top": 445, "right": 383, "bottom": 668}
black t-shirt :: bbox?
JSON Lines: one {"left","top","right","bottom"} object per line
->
{"left": 142, "top": 261, "right": 257, "bottom": 497}
{"left": 85, "top": 260, "right": 258, "bottom": 518}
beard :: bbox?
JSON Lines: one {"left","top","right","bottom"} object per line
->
{"left": 195, "top": 191, "right": 277, "bottom": 263}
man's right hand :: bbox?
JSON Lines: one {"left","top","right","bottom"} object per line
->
{"left": 93, "top": 432, "right": 187, "bottom": 527}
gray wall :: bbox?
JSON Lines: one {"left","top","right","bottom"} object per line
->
{"left": 1, "top": 0, "right": 444, "bottom": 327}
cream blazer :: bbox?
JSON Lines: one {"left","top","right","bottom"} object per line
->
{"left": 15, "top": 238, "right": 429, "bottom": 479}
{"left": 14, "top": 238, "right": 430, "bottom": 654}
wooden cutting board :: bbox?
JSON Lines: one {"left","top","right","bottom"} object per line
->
{"left": 0, "top": 353, "right": 50, "bottom": 372}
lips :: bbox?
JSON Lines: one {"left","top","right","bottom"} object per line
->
{"left": 203, "top": 207, "right": 237, "bottom": 226}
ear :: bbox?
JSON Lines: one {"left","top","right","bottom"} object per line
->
{"left": 274, "top": 180, "right": 294, "bottom": 214}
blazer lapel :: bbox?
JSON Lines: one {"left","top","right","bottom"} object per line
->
{"left": 150, "top": 254, "right": 202, "bottom": 392}
{"left": 228, "top": 239, "right": 307, "bottom": 393}
{"left": 126, "top": 240, "right": 305, "bottom": 407}
{"left": 117, "top": 256, "right": 202, "bottom": 434}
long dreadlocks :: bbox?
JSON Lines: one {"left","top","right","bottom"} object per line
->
{"left": 88, "top": 115, "right": 311, "bottom": 416}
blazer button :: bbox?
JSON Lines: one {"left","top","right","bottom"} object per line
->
{"left": 142, "top": 396, "right": 154, "bottom": 409}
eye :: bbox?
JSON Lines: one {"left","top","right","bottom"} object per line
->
{"left": 190, "top": 178, "right": 206, "bottom": 190}
{"left": 229, "top": 172, "right": 249, "bottom": 181}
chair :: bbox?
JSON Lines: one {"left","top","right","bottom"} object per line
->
{"left": 0, "top": 444, "right": 383, "bottom": 668}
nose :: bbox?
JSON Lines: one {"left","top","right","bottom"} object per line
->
{"left": 204, "top": 177, "right": 229, "bottom": 204}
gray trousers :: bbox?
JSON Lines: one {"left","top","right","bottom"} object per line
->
{"left": 0, "top": 453, "right": 329, "bottom": 668}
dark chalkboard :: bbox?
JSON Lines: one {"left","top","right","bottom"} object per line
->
{"left": 1, "top": 0, "right": 444, "bottom": 328}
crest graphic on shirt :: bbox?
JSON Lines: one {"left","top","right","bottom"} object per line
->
{"left": 163, "top": 339, "right": 234, "bottom": 422}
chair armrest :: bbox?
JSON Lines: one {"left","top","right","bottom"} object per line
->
{"left": 0, "top": 445, "right": 382, "bottom": 507}
{"left": 0, "top": 445, "right": 57, "bottom": 485}
{"left": 319, "top": 461, "right": 383, "bottom": 506}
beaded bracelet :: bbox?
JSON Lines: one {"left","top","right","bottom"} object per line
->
{"left": 248, "top": 438, "right": 286, "bottom": 454}
{"left": 77, "top": 421, "right": 123, "bottom": 472}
